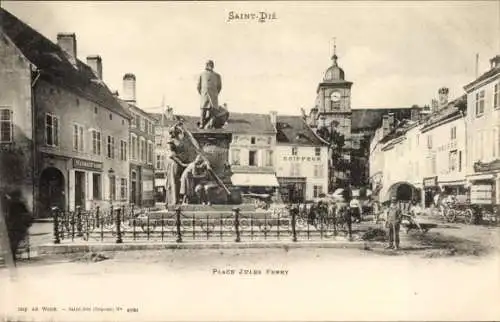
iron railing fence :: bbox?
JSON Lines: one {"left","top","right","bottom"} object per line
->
{"left": 51, "top": 204, "right": 353, "bottom": 244}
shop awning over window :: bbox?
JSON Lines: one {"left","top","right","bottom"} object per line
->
{"left": 231, "top": 173, "right": 279, "bottom": 187}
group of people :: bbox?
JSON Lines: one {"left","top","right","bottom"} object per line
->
{"left": 164, "top": 124, "right": 216, "bottom": 207}
{"left": 298, "top": 191, "right": 409, "bottom": 250}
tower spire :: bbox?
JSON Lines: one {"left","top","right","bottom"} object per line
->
{"left": 331, "top": 37, "right": 338, "bottom": 66}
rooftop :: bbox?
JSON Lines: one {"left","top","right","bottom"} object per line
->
{"left": 276, "top": 115, "right": 327, "bottom": 146}
{"left": 351, "top": 107, "right": 417, "bottom": 131}
{"left": 420, "top": 95, "right": 466, "bottom": 132}
{"left": 0, "top": 8, "right": 130, "bottom": 119}
{"left": 151, "top": 112, "right": 276, "bottom": 134}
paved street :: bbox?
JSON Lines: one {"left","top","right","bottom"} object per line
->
{"left": 1, "top": 247, "right": 500, "bottom": 321}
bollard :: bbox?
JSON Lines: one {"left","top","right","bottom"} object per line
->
{"left": 233, "top": 207, "right": 241, "bottom": 242}
{"left": 76, "top": 206, "right": 83, "bottom": 237}
{"left": 52, "top": 206, "right": 60, "bottom": 244}
{"left": 291, "top": 205, "right": 297, "bottom": 242}
{"left": 116, "top": 207, "right": 123, "bottom": 244}
{"left": 175, "top": 206, "right": 182, "bottom": 243}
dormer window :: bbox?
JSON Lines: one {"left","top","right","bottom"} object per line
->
{"left": 292, "top": 147, "right": 298, "bottom": 156}
{"left": 251, "top": 137, "right": 256, "bottom": 144}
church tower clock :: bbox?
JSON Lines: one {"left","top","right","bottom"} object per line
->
{"left": 312, "top": 43, "right": 353, "bottom": 189}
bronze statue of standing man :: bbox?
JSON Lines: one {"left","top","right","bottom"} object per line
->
{"left": 197, "top": 60, "right": 222, "bottom": 129}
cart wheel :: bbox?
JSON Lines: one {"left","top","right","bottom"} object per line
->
{"left": 446, "top": 209, "right": 457, "bottom": 223}
{"left": 465, "top": 209, "right": 475, "bottom": 225}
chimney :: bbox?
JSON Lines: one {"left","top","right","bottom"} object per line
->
{"left": 387, "top": 113, "right": 395, "bottom": 129}
{"left": 57, "top": 33, "right": 77, "bottom": 65}
{"left": 382, "top": 115, "right": 390, "bottom": 137}
{"left": 86, "top": 55, "right": 103, "bottom": 79}
{"left": 309, "top": 107, "right": 318, "bottom": 127}
{"left": 490, "top": 55, "right": 500, "bottom": 69}
{"left": 438, "top": 87, "right": 449, "bottom": 108}
{"left": 270, "top": 110, "right": 277, "bottom": 128}
{"left": 431, "top": 99, "right": 439, "bottom": 113}
{"left": 165, "top": 106, "right": 174, "bottom": 120}
{"left": 122, "top": 73, "right": 136, "bottom": 105}
{"left": 410, "top": 106, "right": 420, "bottom": 121}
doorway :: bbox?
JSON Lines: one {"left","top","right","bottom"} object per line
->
{"left": 39, "top": 167, "right": 65, "bottom": 218}
{"left": 74, "top": 171, "right": 86, "bottom": 210}
{"left": 131, "top": 171, "right": 137, "bottom": 205}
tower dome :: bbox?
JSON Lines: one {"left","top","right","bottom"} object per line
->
{"left": 323, "top": 54, "right": 345, "bottom": 81}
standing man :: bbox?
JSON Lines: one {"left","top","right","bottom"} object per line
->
{"left": 197, "top": 60, "right": 222, "bottom": 129}
{"left": 385, "top": 196, "right": 402, "bottom": 250}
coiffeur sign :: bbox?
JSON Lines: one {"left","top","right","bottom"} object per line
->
{"left": 282, "top": 156, "right": 321, "bottom": 162}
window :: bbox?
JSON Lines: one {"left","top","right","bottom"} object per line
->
{"left": 149, "top": 120, "right": 154, "bottom": 134}
{"left": 130, "top": 134, "right": 137, "bottom": 160}
{"left": 231, "top": 149, "right": 240, "bottom": 165}
{"left": 450, "top": 126, "right": 457, "bottom": 141}
{"left": 155, "top": 135, "right": 163, "bottom": 147}
{"left": 427, "top": 135, "right": 432, "bottom": 149}
{"left": 449, "top": 150, "right": 457, "bottom": 172}
{"left": 458, "top": 151, "right": 462, "bottom": 172}
{"left": 314, "top": 165, "right": 324, "bottom": 178}
{"left": 106, "top": 135, "right": 115, "bottom": 159}
{"left": 250, "top": 137, "right": 256, "bottom": 144}
{"left": 315, "top": 147, "right": 321, "bottom": 156}
{"left": 91, "top": 129, "right": 101, "bottom": 155}
{"left": 45, "top": 113, "right": 59, "bottom": 147}
{"left": 109, "top": 113, "right": 112, "bottom": 120}
{"left": 313, "top": 185, "right": 323, "bottom": 198}
{"left": 109, "top": 175, "right": 116, "bottom": 201}
{"left": 131, "top": 113, "right": 137, "bottom": 128}
{"left": 92, "top": 173, "right": 101, "bottom": 200}
{"left": 140, "top": 117, "right": 145, "bottom": 131}
{"left": 147, "top": 141, "right": 153, "bottom": 164}
{"left": 156, "top": 154, "right": 165, "bottom": 170}
{"left": 120, "top": 178, "right": 128, "bottom": 200}
{"left": 290, "top": 163, "right": 301, "bottom": 177}
{"left": 291, "top": 147, "right": 298, "bottom": 156}
{"left": 140, "top": 137, "right": 146, "bottom": 162}
{"left": 249, "top": 150, "right": 257, "bottom": 166}
{"left": 265, "top": 150, "right": 273, "bottom": 166}
{"left": 0, "top": 109, "right": 13, "bottom": 143}
{"left": 475, "top": 90, "right": 485, "bottom": 116}
{"left": 494, "top": 82, "right": 499, "bottom": 109}
{"left": 73, "top": 124, "right": 84, "bottom": 152}
{"left": 120, "top": 140, "right": 127, "bottom": 161}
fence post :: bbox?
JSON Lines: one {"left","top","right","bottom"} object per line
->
{"left": 291, "top": 205, "right": 297, "bottom": 242}
{"left": 234, "top": 207, "right": 241, "bottom": 242}
{"left": 175, "top": 206, "right": 182, "bottom": 243}
{"left": 96, "top": 206, "right": 100, "bottom": 228}
{"left": 116, "top": 207, "right": 123, "bottom": 244}
{"left": 52, "top": 206, "right": 60, "bottom": 244}
{"left": 76, "top": 206, "right": 83, "bottom": 237}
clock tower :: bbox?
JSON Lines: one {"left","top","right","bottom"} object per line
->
{"left": 311, "top": 44, "right": 353, "bottom": 189}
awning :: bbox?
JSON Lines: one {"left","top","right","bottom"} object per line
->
{"left": 467, "top": 173, "right": 496, "bottom": 181}
{"left": 155, "top": 179, "right": 166, "bottom": 187}
{"left": 231, "top": 173, "right": 279, "bottom": 187}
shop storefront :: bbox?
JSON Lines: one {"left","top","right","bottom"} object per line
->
{"left": 423, "top": 176, "right": 439, "bottom": 208}
{"left": 277, "top": 177, "right": 307, "bottom": 203}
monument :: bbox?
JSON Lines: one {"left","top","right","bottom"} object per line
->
{"left": 163, "top": 60, "right": 238, "bottom": 205}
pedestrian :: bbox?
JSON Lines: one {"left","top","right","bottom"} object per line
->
{"left": 349, "top": 192, "right": 363, "bottom": 223}
{"left": 385, "top": 196, "right": 402, "bottom": 250}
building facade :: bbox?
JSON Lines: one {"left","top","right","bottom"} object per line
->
{"left": 1, "top": 9, "right": 131, "bottom": 217}
{"left": 274, "top": 115, "right": 329, "bottom": 202}
{"left": 464, "top": 55, "right": 500, "bottom": 205}
{"left": 118, "top": 74, "right": 155, "bottom": 207}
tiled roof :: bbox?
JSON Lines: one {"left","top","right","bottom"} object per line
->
{"left": 464, "top": 65, "right": 500, "bottom": 91}
{"left": 351, "top": 108, "right": 414, "bottom": 130}
{"left": 276, "top": 115, "right": 327, "bottom": 146}
{"left": 0, "top": 8, "right": 130, "bottom": 119}
{"left": 151, "top": 112, "right": 276, "bottom": 134}
{"left": 421, "top": 95, "right": 466, "bottom": 132}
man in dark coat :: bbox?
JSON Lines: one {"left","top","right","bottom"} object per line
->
{"left": 385, "top": 196, "right": 402, "bottom": 250}
{"left": 197, "top": 60, "right": 222, "bottom": 129}
{"left": 2, "top": 190, "right": 33, "bottom": 262}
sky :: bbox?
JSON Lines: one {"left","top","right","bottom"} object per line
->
{"left": 3, "top": 1, "right": 499, "bottom": 116}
